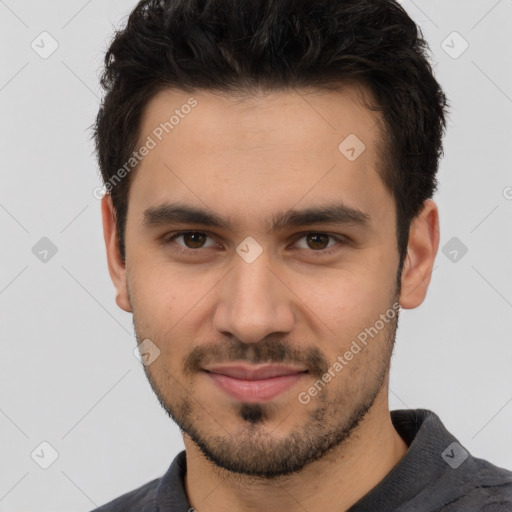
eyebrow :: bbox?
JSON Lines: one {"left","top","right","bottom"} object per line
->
{"left": 142, "top": 201, "right": 372, "bottom": 232}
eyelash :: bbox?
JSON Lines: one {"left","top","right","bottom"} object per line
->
{"left": 162, "top": 231, "right": 348, "bottom": 256}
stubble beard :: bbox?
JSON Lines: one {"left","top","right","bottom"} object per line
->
{"left": 133, "top": 300, "right": 399, "bottom": 480}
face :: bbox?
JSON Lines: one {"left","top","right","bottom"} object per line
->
{"left": 115, "top": 85, "right": 405, "bottom": 477}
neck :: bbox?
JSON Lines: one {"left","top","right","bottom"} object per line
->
{"left": 183, "top": 386, "right": 408, "bottom": 512}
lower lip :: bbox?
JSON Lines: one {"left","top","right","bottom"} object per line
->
{"left": 205, "top": 371, "right": 306, "bottom": 403}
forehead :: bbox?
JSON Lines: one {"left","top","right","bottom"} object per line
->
{"left": 139, "top": 84, "right": 381, "bottom": 152}
{"left": 128, "top": 84, "right": 393, "bottom": 232}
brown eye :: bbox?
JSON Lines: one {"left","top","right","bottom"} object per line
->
{"left": 165, "top": 231, "right": 217, "bottom": 251}
{"left": 181, "top": 232, "right": 207, "bottom": 249}
{"left": 163, "top": 231, "right": 346, "bottom": 256}
{"left": 305, "top": 233, "right": 330, "bottom": 250}
{"left": 294, "top": 232, "right": 344, "bottom": 254}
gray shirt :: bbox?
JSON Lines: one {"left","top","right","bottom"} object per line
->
{"left": 92, "top": 409, "right": 512, "bottom": 511}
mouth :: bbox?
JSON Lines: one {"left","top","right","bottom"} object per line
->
{"left": 202, "top": 363, "right": 308, "bottom": 403}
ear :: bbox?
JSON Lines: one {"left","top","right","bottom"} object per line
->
{"left": 399, "top": 199, "right": 440, "bottom": 309}
{"left": 101, "top": 195, "right": 132, "bottom": 313}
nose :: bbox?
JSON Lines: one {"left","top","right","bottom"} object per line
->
{"left": 213, "top": 250, "right": 295, "bottom": 344}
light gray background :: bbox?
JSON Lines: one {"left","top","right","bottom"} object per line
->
{"left": 1, "top": 1, "right": 511, "bottom": 510}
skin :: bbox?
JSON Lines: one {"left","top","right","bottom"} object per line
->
{"left": 102, "top": 84, "right": 440, "bottom": 512}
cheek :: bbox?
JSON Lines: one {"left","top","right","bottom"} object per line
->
{"left": 128, "top": 266, "right": 177, "bottom": 341}
{"left": 297, "top": 269, "right": 384, "bottom": 319}
{"left": 129, "top": 266, "right": 218, "bottom": 346}
{"left": 130, "top": 260, "right": 196, "bottom": 310}
{"left": 292, "top": 268, "right": 395, "bottom": 353}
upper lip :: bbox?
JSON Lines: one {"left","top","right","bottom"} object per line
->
{"left": 203, "top": 363, "right": 307, "bottom": 380}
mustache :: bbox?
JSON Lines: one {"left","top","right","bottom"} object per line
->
{"left": 183, "top": 337, "right": 329, "bottom": 378}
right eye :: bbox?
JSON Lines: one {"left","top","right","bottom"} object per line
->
{"left": 162, "top": 231, "right": 219, "bottom": 252}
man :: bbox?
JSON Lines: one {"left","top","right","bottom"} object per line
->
{"left": 91, "top": 0, "right": 512, "bottom": 510}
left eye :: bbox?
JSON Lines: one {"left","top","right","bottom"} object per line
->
{"left": 164, "top": 231, "right": 345, "bottom": 254}
{"left": 293, "top": 232, "right": 342, "bottom": 252}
